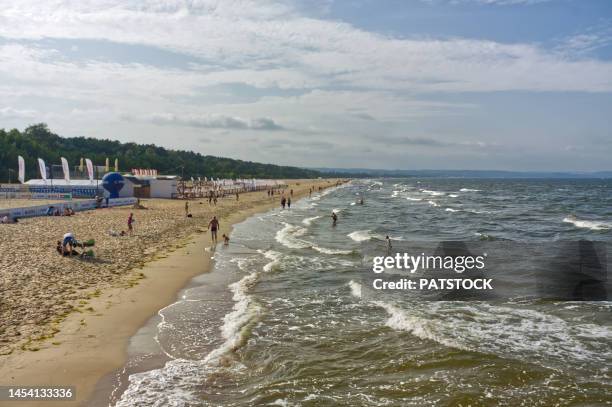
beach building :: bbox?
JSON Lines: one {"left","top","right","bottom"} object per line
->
{"left": 120, "top": 175, "right": 180, "bottom": 199}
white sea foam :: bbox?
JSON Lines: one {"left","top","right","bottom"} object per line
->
{"left": 373, "top": 301, "right": 462, "bottom": 349}
{"left": 366, "top": 300, "right": 611, "bottom": 372}
{"left": 445, "top": 208, "right": 459, "bottom": 212}
{"left": 406, "top": 197, "right": 422, "bottom": 201}
{"left": 449, "top": 194, "right": 459, "bottom": 198}
{"left": 312, "top": 246, "right": 353, "bottom": 255}
{"left": 563, "top": 216, "right": 612, "bottom": 231}
{"left": 459, "top": 188, "right": 481, "bottom": 192}
{"left": 275, "top": 222, "right": 310, "bottom": 249}
{"left": 302, "top": 215, "right": 322, "bottom": 226}
{"left": 347, "top": 230, "right": 372, "bottom": 242}
{"left": 117, "top": 261, "right": 264, "bottom": 406}
{"left": 348, "top": 280, "right": 362, "bottom": 298}
{"left": 428, "top": 200, "right": 439, "bottom": 207}
{"left": 262, "top": 250, "right": 283, "bottom": 272}
{"left": 421, "top": 189, "right": 445, "bottom": 196}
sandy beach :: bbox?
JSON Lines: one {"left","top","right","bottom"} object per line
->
{"left": 0, "top": 179, "right": 342, "bottom": 406}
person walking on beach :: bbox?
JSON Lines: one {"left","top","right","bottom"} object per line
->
{"left": 331, "top": 211, "right": 338, "bottom": 226}
{"left": 281, "top": 196, "right": 286, "bottom": 209}
{"left": 208, "top": 216, "right": 220, "bottom": 244}
{"left": 127, "top": 213, "right": 134, "bottom": 235}
{"left": 236, "top": 192, "right": 239, "bottom": 201}
{"left": 385, "top": 235, "right": 392, "bottom": 254}
{"left": 185, "top": 201, "right": 189, "bottom": 217}
{"left": 290, "top": 189, "right": 294, "bottom": 197}
{"left": 287, "top": 197, "right": 291, "bottom": 209}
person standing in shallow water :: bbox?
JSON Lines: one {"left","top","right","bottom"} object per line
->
{"left": 208, "top": 216, "right": 220, "bottom": 244}
{"left": 281, "top": 196, "right": 286, "bottom": 209}
{"left": 331, "top": 211, "right": 338, "bottom": 226}
{"left": 287, "top": 197, "right": 291, "bottom": 209}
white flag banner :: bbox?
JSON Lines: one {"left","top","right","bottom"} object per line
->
{"left": 37, "top": 158, "right": 47, "bottom": 182}
{"left": 61, "top": 157, "right": 70, "bottom": 184}
{"left": 17, "top": 155, "right": 25, "bottom": 184}
{"left": 85, "top": 158, "right": 94, "bottom": 183}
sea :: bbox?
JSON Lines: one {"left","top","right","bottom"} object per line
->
{"left": 108, "top": 178, "right": 611, "bottom": 406}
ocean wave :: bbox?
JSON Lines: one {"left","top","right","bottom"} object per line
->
{"left": 367, "top": 300, "right": 610, "bottom": 373}
{"left": 117, "top": 267, "right": 263, "bottom": 406}
{"left": 563, "top": 216, "right": 612, "bottom": 231}
{"left": 428, "top": 200, "right": 439, "bottom": 207}
{"left": 348, "top": 280, "right": 362, "bottom": 298}
{"left": 459, "top": 188, "right": 481, "bottom": 192}
{"left": 302, "top": 215, "right": 322, "bottom": 226}
{"left": 373, "top": 301, "right": 462, "bottom": 349}
{"left": 262, "top": 250, "right": 283, "bottom": 272}
{"left": 445, "top": 208, "right": 459, "bottom": 213}
{"left": 347, "top": 230, "right": 373, "bottom": 242}
{"left": 421, "top": 189, "right": 445, "bottom": 196}
{"left": 406, "top": 197, "right": 422, "bottom": 201}
{"left": 449, "top": 194, "right": 459, "bottom": 198}
{"left": 275, "top": 223, "right": 310, "bottom": 249}
{"left": 312, "top": 246, "right": 354, "bottom": 255}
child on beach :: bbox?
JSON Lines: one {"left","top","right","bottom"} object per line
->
{"left": 128, "top": 213, "right": 135, "bottom": 235}
{"left": 222, "top": 234, "right": 230, "bottom": 245}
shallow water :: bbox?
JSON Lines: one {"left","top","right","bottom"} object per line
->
{"left": 113, "top": 179, "right": 612, "bottom": 406}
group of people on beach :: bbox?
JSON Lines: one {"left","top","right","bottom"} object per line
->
{"left": 46, "top": 206, "right": 75, "bottom": 217}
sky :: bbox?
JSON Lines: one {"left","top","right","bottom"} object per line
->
{"left": 0, "top": 0, "right": 611, "bottom": 171}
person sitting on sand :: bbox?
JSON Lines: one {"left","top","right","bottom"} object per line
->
{"left": 208, "top": 216, "right": 220, "bottom": 244}
{"left": 46, "top": 206, "right": 55, "bottom": 216}
{"left": 61, "top": 232, "right": 78, "bottom": 256}
{"left": 222, "top": 234, "right": 230, "bottom": 245}
{"left": 1, "top": 215, "right": 9, "bottom": 224}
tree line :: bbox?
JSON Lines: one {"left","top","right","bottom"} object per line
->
{"left": 0, "top": 124, "right": 325, "bottom": 182}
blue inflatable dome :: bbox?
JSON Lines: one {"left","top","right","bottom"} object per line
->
{"left": 102, "top": 172, "right": 125, "bottom": 199}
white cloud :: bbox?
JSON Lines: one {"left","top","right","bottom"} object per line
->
{"left": 0, "top": 0, "right": 611, "bottom": 94}
{"left": 146, "top": 113, "right": 285, "bottom": 130}
{"left": 0, "top": 106, "right": 37, "bottom": 118}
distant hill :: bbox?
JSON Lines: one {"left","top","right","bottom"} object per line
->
{"left": 313, "top": 168, "right": 612, "bottom": 179}
{"left": 0, "top": 124, "right": 324, "bottom": 182}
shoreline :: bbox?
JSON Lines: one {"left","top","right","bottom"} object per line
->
{"left": 0, "top": 179, "right": 344, "bottom": 406}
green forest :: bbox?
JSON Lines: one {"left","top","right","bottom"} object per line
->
{"left": 0, "top": 124, "right": 325, "bottom": 182}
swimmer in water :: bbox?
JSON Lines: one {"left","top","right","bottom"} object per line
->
{"left": 331, "top": 211, "right": 338, "bottom": 226}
